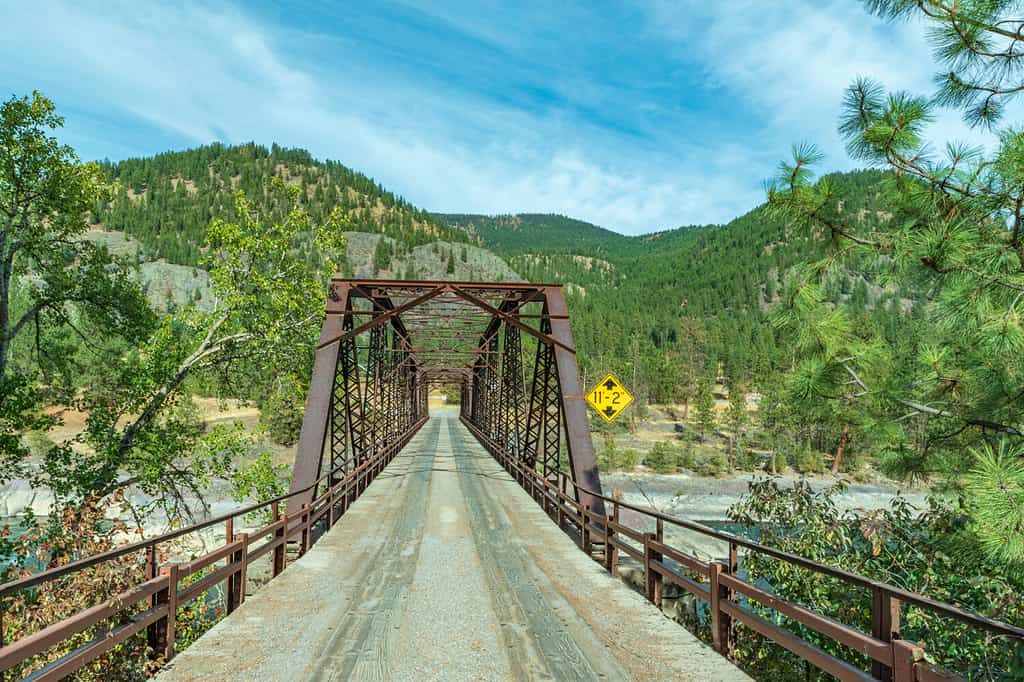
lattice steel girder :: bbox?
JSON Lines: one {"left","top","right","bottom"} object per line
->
{"left": 289, "top": 282, "right": 350, "bottom": 510}
{"left": 289, "top": 279, "right": 605, "bottom": 516}
{"left": 542, "top": 286, "right": 605, "bottom": 514}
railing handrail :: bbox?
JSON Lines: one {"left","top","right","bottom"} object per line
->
{"left": 460, "top": 416, "right": 1024, "bottom": 642}
{"left": 0, "top": 437, "right": 404, "bottom": 599}
{"left": 560, "top": 473, "right": 1024, "bottom": 641}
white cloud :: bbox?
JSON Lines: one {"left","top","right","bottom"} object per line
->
{"left": 643, "top": 0, "right": 1003, "bottom": 167}
{"left": 4, "top": 0, "right": 1010, "bottom": 235}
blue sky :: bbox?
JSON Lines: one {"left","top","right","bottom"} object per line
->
{"left": 0, "top": 1, "right": 992, "bottom": 234}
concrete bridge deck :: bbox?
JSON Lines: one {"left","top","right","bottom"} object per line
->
{"left": 159, "top": 409, "right": 749, "bottom": 681}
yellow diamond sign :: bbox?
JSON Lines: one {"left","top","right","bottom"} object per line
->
{"left": 586, "top": 373, "right": 634, "bottom": 423}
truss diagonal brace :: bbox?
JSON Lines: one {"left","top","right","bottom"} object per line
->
{"left": 449, "top": 285, "right": 576, "bottom": 354}
{"left": 316, "top": 285, "right": 445, "bottom": 350}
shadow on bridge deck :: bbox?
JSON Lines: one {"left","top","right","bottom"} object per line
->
{"left": 158, "top": 409, "right": 750, "bottom": 682}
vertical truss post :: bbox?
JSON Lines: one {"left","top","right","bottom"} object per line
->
{"left": 339, "top": 304, "right": 366, "bottom": 468}
{"left": 483, "top": 331, "right": 500, "bottom": 441}
{"left": 498, "top": 323, "right": 525, "bottom": 460}
{"left": 364, "top": 324, "right": 386, "bottom": 459}
{"left": 288, "top": 283, "right": 350, "bottom": 510}
{"left": 543, "top": 286, "right": 605, "bottom": 515}
{"left": 329, "top": 300, "right": 363, "bottom": 485}
{"left": 524, "top": 307, "right": 562, "bottom": 483}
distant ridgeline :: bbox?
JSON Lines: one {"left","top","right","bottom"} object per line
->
{"left": 439, "top": 169, "right": 912, "bottom": 392}
{"left": 94, "top": 142, "right": 471, "bottom": 267}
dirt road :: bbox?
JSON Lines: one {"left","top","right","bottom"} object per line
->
{"left": 159, "top": 410, "right": 749, "bottom": 681}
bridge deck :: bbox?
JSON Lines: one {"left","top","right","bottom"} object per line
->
{"left": 159, "top": 409, "right": 750, "bottom": 681}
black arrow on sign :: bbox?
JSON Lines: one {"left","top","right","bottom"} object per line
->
{"left": 604, "top": 379, "right": 616, "bottom": 390}
{"left": 603, "top": 406, "right": 615, "bottom": 417}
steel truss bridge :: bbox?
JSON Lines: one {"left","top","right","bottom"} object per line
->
{"left": 1, "top": 279, "right": 1022, "bottom": 682}
{"left": 287, "top": 279, "right": 605, "bottom": 519}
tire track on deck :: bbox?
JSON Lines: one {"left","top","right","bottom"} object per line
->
{"left": 305, "top": 419, "right": 440, "bottom": 682}
{"left": 447, "top": 417, "right": 627, "bottom": 681}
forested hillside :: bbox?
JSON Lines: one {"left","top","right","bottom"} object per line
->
{"left": 95, "top": 143, "right": 471, "bottom": 266}
{"left": 90, "top": 141, "right": 907, "bottom": 413}
{"left": 438, "top": 213, "right": 629, "bottom": 256}
{"left": 444, "top": 170, "right": 908, "bottom": 399}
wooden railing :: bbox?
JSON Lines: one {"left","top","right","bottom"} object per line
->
{"left": 462, "top": 416, "right": 1024, "bottom": 682}
{"left": 0, "top": 416, "right": 427, "bottom": 681}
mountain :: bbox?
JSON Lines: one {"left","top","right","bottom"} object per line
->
{"left": 438, "top": 169, "right": 905, "bottom": 390}
{"left": 94, "top": 143, "right": 473, "bottom": 267}
{"left": 88, "top": 142, "right": 905, "bottom": 399}
{"left": 437, "top": 213, "right": 630, "bottom": 257}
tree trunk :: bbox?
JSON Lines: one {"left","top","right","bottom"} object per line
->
{"left": 832, "top": 424, "right": 850, "bottom": 474}
{"left": 682, "top": 395, "right": 690, "bottom": 421}
{"left": 0, "top": 247, "right": 11, "bottom": 388}
{"left": 630, "top": 355, "right": 638, "bottom": 435}
{"left": 728, "top": 434, "right": 734, "bottom": 470}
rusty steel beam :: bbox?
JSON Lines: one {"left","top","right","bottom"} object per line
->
{"left": 316, "top": 285, "right": 445, "bottom": 350}
{"left": 288, "top": 283, "right": 351, "bottom": 510}
{"left": 543, "top": 286, "right": 605, "bottom": 515}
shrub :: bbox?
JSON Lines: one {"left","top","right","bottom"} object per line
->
{"left": 694, "top": 450, "right": 727, "bottom": 477}
{"left": 597, "top": 435, "right": 618, "bottom": 470}
{"left": 772, "top": 450, "right": 788, "bottom": 473}
{"left": 645, "top": 441, "right": 678, "bottom": 473}
{"left": 597, "top": 437, "right": 638, "bottom": 471}
{"left": 23, "top": 430, "right": 55, "bottom": 459}
{"left": 735, "top": 447, "right": 761, "bottom": 471}
{"left": 838, "top": 448, "right": 866, "bottom": 473}
{"left": 616, "top": 448, "right": 639, "bottom": 471}
{"left": 791, "top": 447, "right": 825, "bottom": 474}
{"left": 677, "top": 441, "right": 696, "bottom": 470}
{"left": 259, "top": 383, "right": 305, "bottom": 446}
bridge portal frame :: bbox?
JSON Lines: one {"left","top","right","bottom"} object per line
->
{"left": 287, "top": 278, "right": 605, "bottom": 515}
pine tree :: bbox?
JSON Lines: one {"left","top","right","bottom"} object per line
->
{"left": 694, "top": 375, "right": 716, "bottom": 441}
{"left": 373, "top": 237, "right": 392, "bottom": 273}
{"left": 766, "top": 0, "right": 1024, "bottom": 563}
{"left": 725, "top": 382, "right": 748, "bottom": 469}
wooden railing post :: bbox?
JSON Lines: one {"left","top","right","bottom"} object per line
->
{"left": 581, "top": 504, "right": 592, "bottom": 554}
{"left": 892, "top": 639, "right": 924, "bottom": 682}
{"left": 226, "top": 537, "right": 238, "bottom": 615}
{"left": 327, "top": 487, "right": 335, "bottom": 530}
{"left": 653, "top": 519, "right": 664, "bottom": 607}
{"left": 272, "top": 502, "right": 285, "bottom": 577}
{"left": 300, "top": 504, "right": 311, "bottom": 556}
{"left": 159, "top": 564, "right": 180, "bottom": 662}
{"left": 144, "top": 544, "right": 162, "bottom": 660}
{"left": 557, "top": 487, "right": 566, "bottom": 531}
{"left": 1, "top": 602, "right": 6, "bottom": 682}
{"left": 727, "top": 540, "right": 738, "bottom": 653}
{"left": 234, "top": 533, "right": 249, "bottom": 610}
{"left": 872, "top": 587, "right": 901, "bottom": 681}
{"left": 643, "top": 531, "right": 663, "bottom": 607}
{"left": 709, "top": 561, "right": 732, "bottom": 658}
{"left": 607, "top": 502, "right": 620, "bottom": 576}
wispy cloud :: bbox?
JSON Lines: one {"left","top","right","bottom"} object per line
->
{"left": 1, "top": 1, "right": 1001, "bottom": 234}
